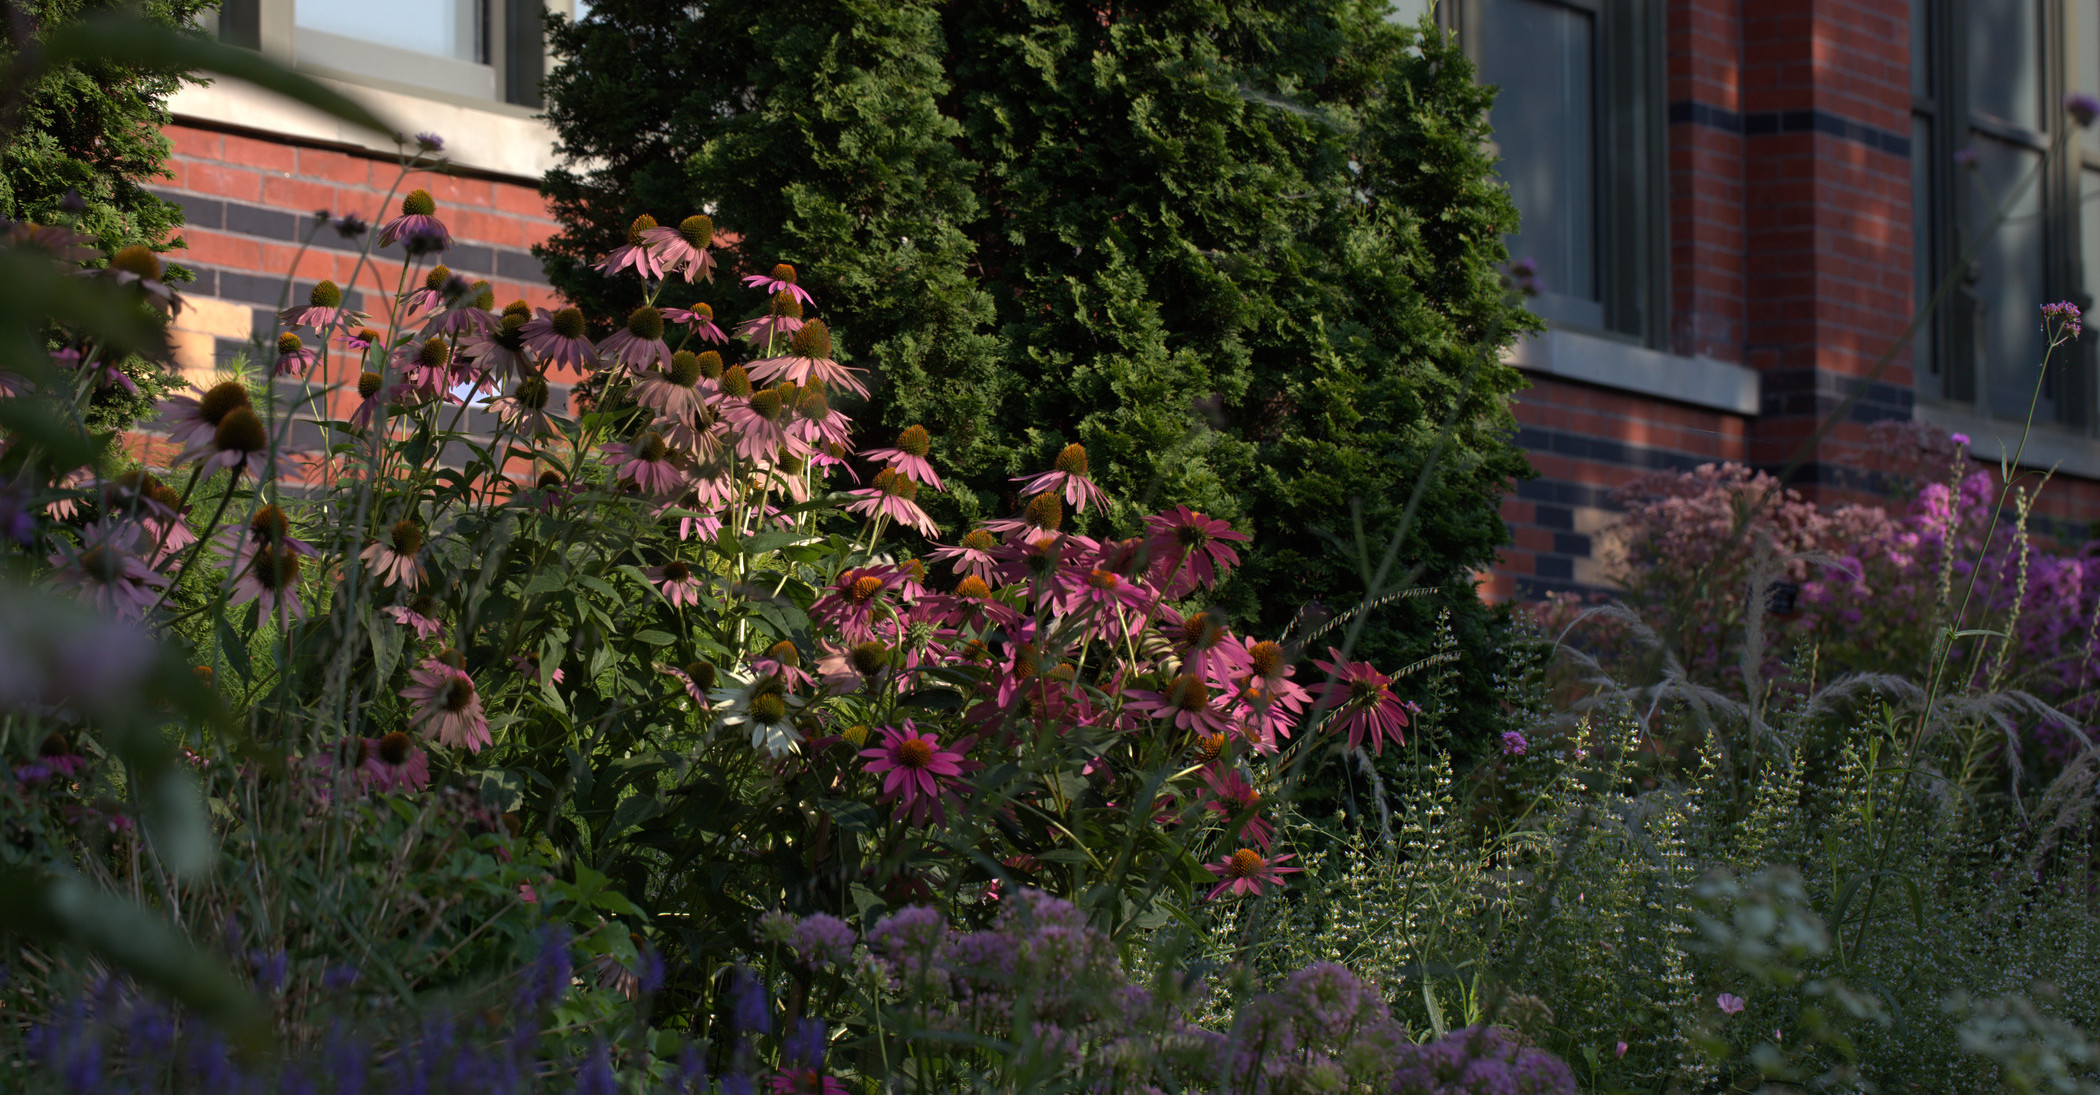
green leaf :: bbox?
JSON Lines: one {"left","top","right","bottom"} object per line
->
{"left": 633, "top": 629, "right": 676, "bottom": 646}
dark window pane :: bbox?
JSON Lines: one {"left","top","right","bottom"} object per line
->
{"left": 297, "top": 0, "right": 485, "bottom": 63}
{"left": 1967, "top": 0, "right": 2043, "bottom": 130}
{"left": 1479, "top": 0, "right": 1599, "bottom": 322}
{"left": 1912, "top": 0, "right": 1931, "bottom": 100}
{"left": 1968, "top": 136, "right": 2051, "bottom": 419}
{"left": 1913, "top": 114, "right": 1936, "bottom": 380}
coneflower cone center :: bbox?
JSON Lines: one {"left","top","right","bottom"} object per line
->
{"left": 378, "top": 731, "right": 413, "bottom": 765}
{"left": 78, "top": 545, "right": 123, "bottom": 581}
{"left": 668, "top": 352, "right": 703, "bottom": 387}
{"left": 1088, "top": 568, "right": 1121, "bottom": 591}
{"left": 956, "top": 575, "right": 992, "bottom": 599}
{"left": 309, "top": 280, "right": 343, "bottom": 308}
{"left": 424, "top": 265, "right": 451, "bottom": 290}
{"left": 720, "top": 365, "right": 753, "bottom": 399}
{"left": 679, "top": 215, "right": 713, "bottom": 248}
{"left": 694, "top": 350, "right": 723, "bottom": 378}
{"left": 770, "top": 263, "right": 796, "bottom": 284}
{"left": 441, "top": 675, "right": 476, "bottom": 712}
{"left": 1053, "top": 443, "right": 1088, "bottom": 475}
{"left": 111, "top": 245, "right": 160, "bottom": 280}
{"left": 472, "top": 281, "right": 494, "bottom": 310}
{"left": 503, "top": 299, "right": 531, "bottom": 318}
{"left": 1177, "top": 523, "right": 1212, "bottom": 548}
{"left": 683, "top": 661, "right": 717, "bottom": 690}
{"left": 419, "top": 338, "right": 449, "bottom": 368}
{"left": 627, "top": 214, "right": 658, "bottom": 246}
{"left": 766, "top": 640, "right": 801, "bottom": 668}
{"left": 436, "top": 647, "right": 466, "bottom": 668}
{"left": 788, "top": 319, "right": 831, "bottom": 359}
{"left": 358, "top": 372, "right": 383, "bottom": 399}
{"left": 1226, "top": 849, "right": 1263, "bottom": 878}
{"left": 637, "top": 432, "right": 670, "bottom": 462}
{"left": 390, "top": 520, "right": 423, "bottom": 554}
{"left": 770, "top": 292, "right": 802, "bottom": 318}
{"left": 798, "top": 390, "right": 829, "bottom": 419}
{"left": 1182, "top": 613, "right": 1219, "bottom": 647}
{"left": 749, "top": 692, "right": 787, "bottom": 722}
{"left": 850, "top": 642, "right": 889, "bottom": 674}
{"left": 1196, "top": 732, "right": 1227, "bottom": 760}
{"left": 536, "top": 469, "right": 565, "bottom": 489}
{"left": 277, "top": 333, "right": 303, "bottom": 354}
{"left": 1167, "top": 674, "right": 1210, "bottom": 712}
{"left": 662, "top": 560, "right": 690, "bottom": 582}
{"left": 882, "top": 473, "right": 918, "bottom": 500}
{"left": 849, "top": 575, "right": 885, "bottom": 603}
{"left": 1247, "top": 641, "right": 1283, "bottom": 679}
{"left": 199, "top": 381, "right": 252, "bottom": 426}
{"left": 251, "top": 504, "right": 289, "bottom": 544}
{"left": 1024, "top": 493, "right": 1062, "bottom": 530}
{"left": 516, "top": 376, "right": 550, "bottom": 410}
{"left": 1347, "top": 677, "right": 1380, "bottom": 704}
{"left": 255, "top": 547, "right": 301, "bottom": 590}
{"left": 402, "top": 189, "right": 436, "bottom": 216}
{"left": 747, "top": 389, "right": 784, "bottom": 422}
{"left": 214, "top": 409, "right": 268, "bottom": 453}
{"left": 896, "top": 425, "right": 931, "bottom": 458}
{"left": 627, "top": 306, "right": 664, "bottom": 341}
{"left": 895, "top": 738, "right": 935, "bottom": 769}
{"left": 551, "top": 307, "right": 587, "bottom": 340}
{"left": 408, "top": 594, "right": 439, "bottom": 616}
{"left": 962, "top": 528, "right": 997, "bottom": 552}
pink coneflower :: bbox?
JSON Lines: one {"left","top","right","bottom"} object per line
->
{"left": 769, "top": 1068, "right": 848, "bottom": 1095}
{"left": 845, "top": 468, "right": 939, "bottom": 537}
{"left": 420, "top": 279, "right": 497, "bottom": 339}
{"left": 460, "top": 308, "right": 533, "bottom": 379}
{"left": 157, "top": 380, "right": 253, "bottom": 451}
{"left": 632, "top": 350, "right": 715, "bottom": 421}
{"left": 382, "top": 594, "right": 446, "bottom": 640}
{"left": 981, "top": 491, "right": 1068, "bottom": 543}
{"left": 401, "top": 656, "right": 489, "bottom": 751}
{"left": 655, "top": 405, "right": 725, "bottom": 460}
{"left": 1143, "top": 505, "right": 1248, "bottom": 593}
{"left": 1056, "top": 564, "right": 1151, "bottom": 627}
{"left": 810, "top": 567, "right": 906, "bottom": 642}
{"left": 44, "top": 465, "right": 91, "bottom": 520}
{"left": 1229, "top": 639, "right": 1309, "bottom": 752}
{"left": 645, "top": 559, "right": 705, "bottom": 608}
{"left": 105, "top": 245, "right": 183, "bottom": 315}
{"left": 176, "top": 406, "right": 276, "bottom": 479}
{"left": 735, "top": 290, "right": 806, "bottom": 346}
{"left": 641, "top": 215, "right": 716, "bottom": 283}
{"left": 927, "top": 528, "right": 1000, "bottom": 581}
{"left": 862, "top": 424, "right": 942, "bottom": 489}
{"left": 743, "top": 262, "right": 815, "bottom": 308}
{"left": 8, "top": 220, "right": 94, "bottom": 262}
{"left": 521, "top": 306, "right": 600, "bottom": 371}
{"left": 399, "top": 263, "right": 462, "bottom": 315}
{"left": 1173, "top": 611, "right": 1252, "bottom": 685}
{"left": 348, "top": 371, "right": 386, "bottom": 430}
{"left": 216, "top": 503, "right": 317, "bottom": 579}
{"left": 229, "top": 544, "right": 307, "bottom": 621}
{"left": 722, "top": 385, "right": 809, "bottom": 463}
{"left": 604, "top": 431, "right": 688, "bottom": 495}
{"left": 749, "top": 639, "right": 816, "bottom": 693}
{"left": 599, "top": 305, "right": 674, "bottom": 373}
{"left": 272, "top": 333, "right": 318, "bottom": 378}
{"left": 1125, "top": 674, "right": 1236, "bottom": 735}
{"left": 787, "top": 383, "right": 852, "bottom": 450}
{"left": 360, "top": 519, "right": 427, "bottom": 590}
{"left": 278, "top": 279, "right": 367, "bottom": 331}
{"left": 817, "top": 639, "right": 893, "bottom": 695}
{"left": 924, "top": 574, "right": 1022, "bottom": 632}
{"left": 488, "top": 374, "right": 563, "bottom": 438}
{"left": 1014, "top": 443, "right": 1108, "bottom": 514}
{"left": 746, "top": 320, "right": 868, "bottom": 398}
{"left": 596, "top": 214, "right": 667, "bottom": 279}
{"left": 662, "top": 300, "right": 728, "bottom": 343}
{"left": 359, "top": 732, "right": 430, "bottom": 793}
{"left": 1202, "top": 848, "right": 1299, "bottom": 900}
{"left": 99, "top": 471, "right": 193, "bottom": 563}
{"left": 377, "top": 188, "right": 453, "bottom": 254}
{"left": 655, "top": 659, "right": 719, "bottom": 707}
{"left": 394, "top": 336, "right": 467, "bottom": 394}
{"left": 339, "top": 325, "right": 386, "bottom": 354}
{"left": 48, "top": 522, "right": 169, "bottom": 619}
{"left": 860, "top": 722, "right": 976, "bottom": 827}
{"left": 1201, "top": 765, "right": 1272, "bottom": 849}
{"left": 1309, "top": 649, "right": 1410, "bottom": 755}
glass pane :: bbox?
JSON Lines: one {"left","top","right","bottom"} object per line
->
{"left": 2083, "top": 168, "right": 2100, "bottom": 326}
{"left": 1968, "top": 135, "right": 2051, "bottom": 419}
{"left": 296, "top": 0, "right": 483, "bottom": 63}
{"left": 1478, "top": 0, "right": 1597, "bottom": 310}
{"left": 1911, "top": 0, "right": 1930, "bottom": 100}
{"left": 1912, "top": 115, "right": 1936, "bottom": 380}
{"left": 2080, "top": 0, "right": 2100, "bottom": 101}
{"left": 1967, "top": 0, "right": 2042, "bottom": 130}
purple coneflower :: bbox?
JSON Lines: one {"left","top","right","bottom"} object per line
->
{"left": 105, "top": 245, "right": 182, "bottom": 315}
{"left": 1143, "top": 505, "right": 1248, "bottom": 593}
{"left": 787, "top": 383, "right": 852, "bottom": 450}
{"left": 641, "top": 214, "right": 716, "bottom": 283}
{"left": 655, "top": 659, "right": 718, "bottom": 707}
{"left": 723, "top": 386, "right": 809, "bottom": 463}
{"left": 382, "top": 593, "right": 445, "bottom": 640}
{"left": 48, "top": 522, "right": 169, "bottom": 620}
{"left": 844, "top": 468, "right": 939, "bottom": 537}
{"left": 1014, "top": 443, "right": 1108, "bottom": 514}
{"left": 1309, "top": 649, "right": 1411, "bottom": 755}
{"left": 862, "top": 424, "right": 943, "bottom": 489}
{"left": 1173, "top": 610, "right": 1252, "bottom": 685}
{"left": 596, "top": 214, "right": 666, "bottom": 280}
{"left": 817, "top": 639, "right": 893, "bottom": 694}
{"left": 394, "top": 336, "right": 466, "bottom": 394}
{"left": 348, "top": 371, "right": 387, "bottom": 430}
{"left": 860, "top": 722, "right": 975, "bottom": 827}
{"left": 598, "top": 305, "right": 674, "bottom": 373}
{"left": 487, "top": 374, "right": 562, "bottom": 438}
{"left": 662, "top": 300, "right": 728, "bottom": 343}
{"left": 809, "top": 567, "right": 905, "bottom": 642}
{"left": 359, "top": 731, "right": 430, "bottom": 792}
{"left": 177, "top": 405, "right": 276, "bottom": 479}
{"left": 645, "top": 559, "right": 705, "bottom": 608}
{"left": 746, "top": 320, "right": 868, "bottom": 398}
{"left": 339, "top": 325, "right": 386, "bottom": 355}
{"left": 399, "top": 263, "right": 462, "bottom": 314}
{"left": 1202, "top": 848, "right": 1299, "bottom": 900}
{"left": 743, "top": 262, "right": 815, "bottom": 308}
{"left": 460, "top": 303, "right": 534, "bottom": 378}
{"left": 1125, "top": 674, "right": 1236, "bottom": 736}
{"left": 273, "top": 333, "right": 318, "bottom": 378}
{"left": 157, "top": 380, "right": 253, "bottom": 451}
{"left": 632, "top": 350, "right": 714, "bottom": 421}
{"left": 927, "top": 528, "right": 1000, "bottom": 581}
{"left": 1056, "top": 564, "right": 1151, "bottom": 626}
{"left": 401, "top": 655, "right": 490, "bottom": 751}
{"left": 521, "top": 306, "right": 599, "bottom": 371}
{"left": 735, "top": 290, "right": 806, "bottom": 346}
{"left": 216, "top": 502, "right": 317, "bottom": 578}
{"left": 604, "top": 431, "right": 687, "bottom": 495}
{"left": 1201, "top": 765, "right": 1272, "bottom": 849}
{"left": 229, "top": 544, "right": 307, "bottom": 622}
{"left": 378, "top": 188, "right": 454, "bottom": 254}
{"left": 278, "top": 279, "right": 367, "bottom": 331}
{"left": 360, "top": 519, "right": 427, "bottom": 590}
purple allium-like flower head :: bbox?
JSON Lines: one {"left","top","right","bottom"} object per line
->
{"left": 413, "top": 131, "right": 445, "bottom": 152}
{"left": 1501, "top": 730, "right": 1529, "bottom": 756}
{"left": 2066, "top": 92, "right": 2100, "bottom": 128}
{"left": 2042, "top": 300, "right": 2083, "bottom": 339}
{"left": 793, "top": 913, "right": 857, "bottom": 970}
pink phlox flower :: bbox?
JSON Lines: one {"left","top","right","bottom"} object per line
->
{"left": 1201, "top": 765, "right": 1272, "bottom": 849}
{"left": 1202, "top": 848, "right": 1299, "bottom": 900}
{"left": 400, "top": 658, "right": 491, "bottom": 751}
{"left": 1310, "top": 649, "right": 1410, "bottom": 755}
{"left": 48, "top": 521, "right": 168, "bottom": 620}
{"left": 860, "top": 722, "right": 977, "bottom": 827}
{"left": 1125, "top": 673, "right": 1236, "bottom": 736}
{"left": 645, "top": 560, "right": 707, "bottom": 609}
{"left": 1143, "top": 505, "right": 1248, "bottom": 592}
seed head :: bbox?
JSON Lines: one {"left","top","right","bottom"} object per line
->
{"left": 389, "top": 520, "right": 424, "bottom": 554}
{"left": 550, "top": 306, "right": 588, "bottom": 340}
{"left": 962, "top": 528, "right": 997, "bottom": 552}
{"left": 358, "top": 372, "right": 383, "bottom": 399}
{"left": 472, "top": 281, "right": 494, "bottom": 310}
{"left": 402, "top": 189, "right": 437, "bottom": 216}
{"left": 423, "top": 265, "right": 452, "bottom": 291}
{"left": 765, "top": 639, "right": 800, "bottom": 668}
{"left": 668, "top": 351, "right": 703, "bottom": 387}
{"left": 1024, "top": 492, "right": 1062, "bottom": 531}
{"left": 1053, "top": 443, "right": 1088, "bottom": 476}
{"left": 895, "top": 737, "right": 935, "bottom": 768}
{"left": 748, "top": 388, "right": 785, "bottom": 422}
{"left": 253, "top": 546, "right": 301, "bottom": 591}
{"left": 796, "top": 388, "right": 830, "bottom": 420}
{"left": 679, "top": 214, "right": 714, "bottom": 248}
{"left": 661, "top": 559, "right": 691, "bottom": 582}
{"left": 250, "top": 504, "right": 290, "bottom": 544}
{"left": 850, "top": 641, "right": 889, "bottom": 675}
{"left": 768, "top": 291, "right": 803, "bottom": 319}
{"left": 842, "top": 724, "right": 869, "bottom": 747}
{"left": 309, "top": 280, "right": 344, "bottom": 308}
{"left": 378, "top": 731, "right": 414, "bottom": 765}
{"left": 626, "top": 305, "right": 664, "bottom": 341}
{"left": 1225, "top": 848, "right": 1263, "bottom": 878}
{"left": 419, "top": 338, "right": 449, "bottom": 369}
{"left": 683, "top": 660, "right": 718, "bottom": 690}
{"left": 626, "top": 214, "right": 658, "bottom": 246}
{"left": 750, "top": 692, "right": 787, "bottom": 722}
{"left": 788, "top": 319, "right": 831, "bottom": 359}
{"left": 693, "top": 350, "right": 723, "bottom": 378}
{"left": 720, "top": 365, "right": 753, "bottom": 399}
{"left": 441, "top": 675, "right": 476, "bottom": 712}
{"left": 111, "top": 245, "right": 161, "bottom": 280}
{"left": 894, "top": 425, "right": 931, "bottom": 458}
{"left": 213, "top": 408, "right": 268, "bottom": 454}
{"left": 1166, "top": 674, "right": 1210, "bottom": 712}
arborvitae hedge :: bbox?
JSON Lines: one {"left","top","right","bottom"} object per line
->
{"left": 540, "top": 1, "right": 1537, "bottom": 753}
{"left": 1, "top": 0, "right": 209, "bottom": 429}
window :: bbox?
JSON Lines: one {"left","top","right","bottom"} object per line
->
{"left": 215, "top": 0, "right": 547, "bottom": 107}
{"left": 1914, "top": 0, "right": 2100, "bottom": 427}
{"left": 1439, "top": 0, "right": 1669, "bottom": 345}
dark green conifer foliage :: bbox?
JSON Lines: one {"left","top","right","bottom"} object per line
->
{"left": 541, "top": 1, "right": 1536, "bottom": 749}
{"left": 0, "top": 0, "right": 211, "bottom": 430}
